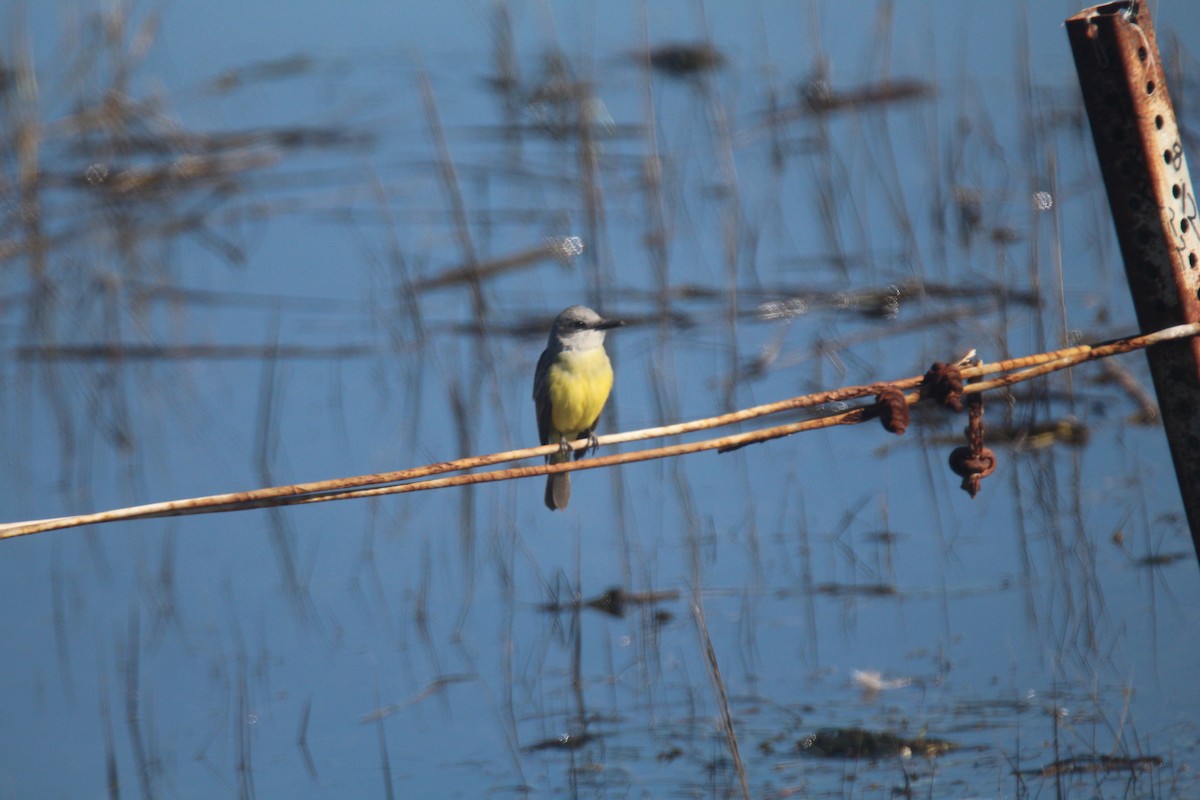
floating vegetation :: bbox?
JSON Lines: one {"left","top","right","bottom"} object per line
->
{"left": 644, "top": 42, "right": 725, "bottom": 77}
{"left": 1134, "top": 551, "right": 1192, "bottom": 568}
{"left": 812, "top": 582, "right": 898, "bottom": 597}
{"left": 975, "top": 417, "right": 1091, "bottom": 450}
{"left": 524, "top": 731, "right": 597, "bottom": 753}
{"left": 1022, "top": 753, "right": 1163, "bottom": 778}
{"left": 207, "top": 53, "right": 315, "bottom": 93}
{"left": 804, "top": 77, "right": 934, "bottom": 114}
{"left": 798, "top": 728, "right": 958, "bottom": 759}
{"left": 539, "top": 586, "right": 680, "bottom": 618}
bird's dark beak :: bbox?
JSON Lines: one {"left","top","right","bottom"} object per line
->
{"left": 594, "top": 318, "right": 625, "bottom": 331}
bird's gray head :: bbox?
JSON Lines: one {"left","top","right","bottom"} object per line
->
{"left": 548, "top": 305, "right": 624, "bottom": 351}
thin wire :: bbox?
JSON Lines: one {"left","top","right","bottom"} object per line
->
{"left": 1, "top": 321, "right": 1196, "bottom": 540}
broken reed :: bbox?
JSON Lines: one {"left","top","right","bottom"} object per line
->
{"left": 1, "top": 321, "right": 1196, "bottom": 540}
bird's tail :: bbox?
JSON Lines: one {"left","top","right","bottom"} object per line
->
{"left": 545, "top": 450, "right": 571, "bottom": 510}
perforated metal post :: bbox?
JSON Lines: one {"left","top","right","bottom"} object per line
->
{"left": 1066, "top": 3, "right": 1200, "bottom": 561}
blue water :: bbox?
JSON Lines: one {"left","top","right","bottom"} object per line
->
{"left": 2, "top": 1, "right": 1199, "bottom": 797}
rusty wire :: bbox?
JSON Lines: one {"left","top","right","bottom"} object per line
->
{"left": 948, "top": 386, "right": 997, "bottom": 499}
{"left": 1, "top": 321, "right": 1197, "bottom": 540}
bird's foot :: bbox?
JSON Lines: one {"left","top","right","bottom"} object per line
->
{"left": 585, "top": 432, "right": 600, "bottom": 457}
{"left": 557, "top": 438, "right": 572, "bottom": 457}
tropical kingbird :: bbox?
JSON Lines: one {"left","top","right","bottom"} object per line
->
{"left": 532, "top": 305, "right": 624, "bottom": 510}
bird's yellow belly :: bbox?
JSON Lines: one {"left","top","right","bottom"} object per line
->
{"left": 547, "top": 348, "right": 614, "bottom": 439}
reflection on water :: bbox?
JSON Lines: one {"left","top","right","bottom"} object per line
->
{"left": 1, "top": 1, "right": 1198, "bottom": 798}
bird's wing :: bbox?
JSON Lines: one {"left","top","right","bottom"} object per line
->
{"left": 533, "top": 347, "right": 555, "bottom": 447}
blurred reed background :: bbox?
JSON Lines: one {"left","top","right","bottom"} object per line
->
{"left": 1, "top": 1, "right": 1198, "bottom": 797}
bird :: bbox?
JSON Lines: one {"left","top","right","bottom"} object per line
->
{"left": 532, "top": 305, "right": 624, "bottom": 510}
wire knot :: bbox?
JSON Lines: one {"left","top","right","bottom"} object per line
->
{"left": 947, "top": 382, "right": 994, "bottom": 498}
{"left": 948, "top": 446, "right": 997, "bottom": 498}
{"left": 873, "top": 387, "right": 910, "bottom": 435}
{"left": 948, "top": 446, "right": 997, "bottom": 479}
{"left": 921, "top": 362, "right": 964, "bottom": 411}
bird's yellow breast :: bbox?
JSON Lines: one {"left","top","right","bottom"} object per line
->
{"left": 546, "top": 347, "right": 614, "bottom": 439}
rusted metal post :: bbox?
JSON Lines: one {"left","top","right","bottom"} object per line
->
{"left": 1066, "top": 2, "right": 1200, "bottom": 562}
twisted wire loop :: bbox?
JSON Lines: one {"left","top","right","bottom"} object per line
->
{"left": 921, "top": 362, "right": 965, "bottom": 411}
{"left": 948, "top": 373, "right": 996, "bottom": 499}
{"left": 872, "top": 387, "right": 910, "bottom": 435}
